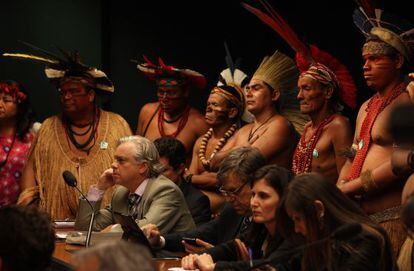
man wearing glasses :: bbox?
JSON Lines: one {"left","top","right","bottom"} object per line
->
{"left": 16, "top": 51, "right": 132, "bottom": 220}
{"left": 135, "top": 57, "right": 209, "bottom": 162}
{"left": 142, "top": 147, "right": 265, "bottom": 254}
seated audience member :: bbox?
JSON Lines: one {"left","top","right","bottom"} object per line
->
{"left": 154, "top": 137, "right": 211, "bottom": 225}
{"left": 0, "top": 80, "right": 35, "bottom": 207}
{"left": 187, "top": 65, "right": 249, "bottom": 213}
{"left": 135, "top": 56, "right": 209, "bottom": 160}
{"left": 75, "top": 135, "right": 195, "bottom": 235}
{"left": 73, "top": 240, "right": 154, "bottom": 271}
{"left": 278, "top": 173, "right": 395, "bottom": 271}
{"left": 0, "top": 205, "right": 55, "bottom": 271}
{"left": 142, "top": 147, "right": 265, "bottom": 253}
{"left": 213, "top": 51, "right": 305, "bottom": 169}
{"left": 181, "top": 165, "right": 295, "bottom": 271}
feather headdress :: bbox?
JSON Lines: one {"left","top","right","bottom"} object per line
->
{"left": 353, "top": 0, "right": 414, "bottom": 62}
{"left": 2, "top": 42, "right": 114, "bottom": 93}
{"left": 215, "top": 42, "right": 252, "bottom": 123}
{"left": 242, "top": 0, "right": 357, "bottom": 109}
{"left": 137, "top": 55, "right": 206, "bottom": 90}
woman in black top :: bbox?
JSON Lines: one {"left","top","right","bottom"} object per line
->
{"left": 278, "top": 173, "right": 395, "bottom": 271}
{"left": 181, "top": 164, "right": 295, "bottom": 271}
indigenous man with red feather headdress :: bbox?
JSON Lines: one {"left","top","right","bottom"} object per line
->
{"left": 242, "top": 1, "right": 356, "bottom": 183}
{"left": 135, "top": 57, "right": 209, "bottom": 162}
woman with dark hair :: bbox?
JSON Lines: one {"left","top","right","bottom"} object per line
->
{"left": 181, "top": 164, "right": 295, "bottom": 271}
{"left": 278, "top": 173, "right": 395, "bottom": 271}
{"left": 0, "top": 80, "right": 35, "bottom": 207}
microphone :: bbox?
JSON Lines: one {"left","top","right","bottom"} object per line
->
{"left": 62, "top": 170, "right": 95, "bottom": 248}
{"left": 248, "top": 223, "right": 363, "bottom": 270}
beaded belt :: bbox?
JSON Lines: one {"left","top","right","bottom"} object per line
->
{"left": 369, "top": 205, "right": 402, "bottom": 224}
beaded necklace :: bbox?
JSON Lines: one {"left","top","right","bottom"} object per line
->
{"left": 158, "top": 106, "right": 190, "bottom": 138}
{"left": 347, "top": 82, "right": 406, "bottom": 180}
{"left": 198, "top": 124, "right": 237, "bottom": 170}
{"left": 292, "top": 114, "right": 336, "bottom": 175}
{"left": 64, "top": 108, "right": 100, "bottom": 155}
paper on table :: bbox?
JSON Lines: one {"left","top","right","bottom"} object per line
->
{"left": 168, "top": 268, "right": 199, "bottom": 271}
{"left": 56, "top": 232, "right": 68, "bottom": 239}
{"left": 54, "top": 221, "right": 75, "bottom": 228}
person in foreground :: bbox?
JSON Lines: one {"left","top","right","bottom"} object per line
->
{"left": 73, "top": 240, "right": 154, "bottom": 271}
{"left": 75, "top": 135, "right": 195, "bottom": 235}
{"left": 279, "top": 173, "right": 395, "bottom": 271}
{"left": 181, "top": 165, "right": 295, "bottom": 271}
{"left": 0, "top": 205, "right": 55, "bottom": 271}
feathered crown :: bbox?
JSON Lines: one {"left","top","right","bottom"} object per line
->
{"left": 136, "top": 55, "right": 207, "bottom": 90}
{"left": 253, "top": 50, "right": 299, "bottom": 93}
{"left": 2, "top": 42, "right": 114, "bottom": 93}
{"left": 215, "top": 42, "right": 252, "bottom": 123}
{"left": 242, "top": 0, "right": 357, "bottom": 109}
{"left": 353, "top": 0, "right": 414, "bottom": 62}
{"left": 253, "top": 50, "right": 309, "bottom": 134}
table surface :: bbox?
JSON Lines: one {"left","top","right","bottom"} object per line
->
{"left": 53, "top": 241, "right": 182, "bottom": 271}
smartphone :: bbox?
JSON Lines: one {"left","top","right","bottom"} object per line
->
{"left": 182, "top": 237, "right": 199, "bottom": 246}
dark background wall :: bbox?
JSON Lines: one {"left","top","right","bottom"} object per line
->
{"left": 0, "top": 0, "right": 411, "bottom": 131}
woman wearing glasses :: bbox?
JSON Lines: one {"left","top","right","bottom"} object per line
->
{"left": 0, "top": 80, "right": 35, "bottom": 207}
{"left": 181, "top": 164, "right": 296, "bottom": 271}
{"left": 278, "top": 173, "right": 395, "bottom": 271}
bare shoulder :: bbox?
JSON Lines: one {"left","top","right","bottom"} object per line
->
{"left": 188, "top": 107, "right": 205, "bottom": 119}
{"left": 139, "top": 102, "right": 159, "bottom": 117}
{"left": 328, "top": 115, "right": 351, "bottom": 130}
{"left": 268, "top": 115, "right": 291, "bottom": 131}
{"left": 393, "top": 91, "right": 411, "bottom": 105}
{"left": 188, "top": 107, "right": 209, "bottom": 135}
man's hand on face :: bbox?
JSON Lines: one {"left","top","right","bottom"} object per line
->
{"left": 97, "top": 168, "right": 115, "bottom": 190}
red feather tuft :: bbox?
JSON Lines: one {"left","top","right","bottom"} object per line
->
{"left": 142, "top": 55, "right": 156, "bottom": 68}
{"left": 242, "top": 2, "right": 309, "bottom": 58}
{"left": 158, "top": 57, "right": 175, "bottom": 71}
{"left": 355, "top": 0, "right": 376, "bottom": 18}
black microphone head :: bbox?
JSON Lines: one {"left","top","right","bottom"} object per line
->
{"left": 331, "top": 223, "right": 363, "bottom": 241}
{"left": 62, "top": 170, "right": 77, "bottom": 187}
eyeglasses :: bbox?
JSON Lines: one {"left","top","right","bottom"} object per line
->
{"left": 59, "top": 88, "right": 89, "bottom": 98}
{"left": 218, "top": 181, "right": 249, "bottom": 198}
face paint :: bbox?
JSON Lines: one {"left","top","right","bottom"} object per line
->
{"left": 205, "top": 93, "right": 232, "bottom": 126}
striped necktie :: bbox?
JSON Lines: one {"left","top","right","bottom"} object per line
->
{"left": 128, "top": 193, "right": 141, "bottom": 218}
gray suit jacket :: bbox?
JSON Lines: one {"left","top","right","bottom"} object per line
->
{"left": 75, "top": 175, "right": 195, "bottom": 234}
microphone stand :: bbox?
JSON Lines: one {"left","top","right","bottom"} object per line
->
{"left": 73, "top": 185, "right": 95, "bottom": 248}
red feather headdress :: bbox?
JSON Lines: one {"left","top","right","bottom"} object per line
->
{"left": 242, "top": 0, "right": 357, "bottom": 109}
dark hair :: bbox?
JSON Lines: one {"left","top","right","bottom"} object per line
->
{"left": 154, "top": 137, "right": 186, "bottom": 170}
{"left": 217, "top": 147, "right": 265, "bottom": 185}
{"left": 251, "top": 164, "right": 292, "bottom": 198}
{"left": 278, "top": 173, "right": 391, "bottom": 271}
{"left": 0, "top": 205, "right": 55, "bottom": 271}
{"left": 74, "top": 240, "right": 155, "bottom": 271}
{"left": 0, "top": 80, "right": 35, "bottom": 140}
